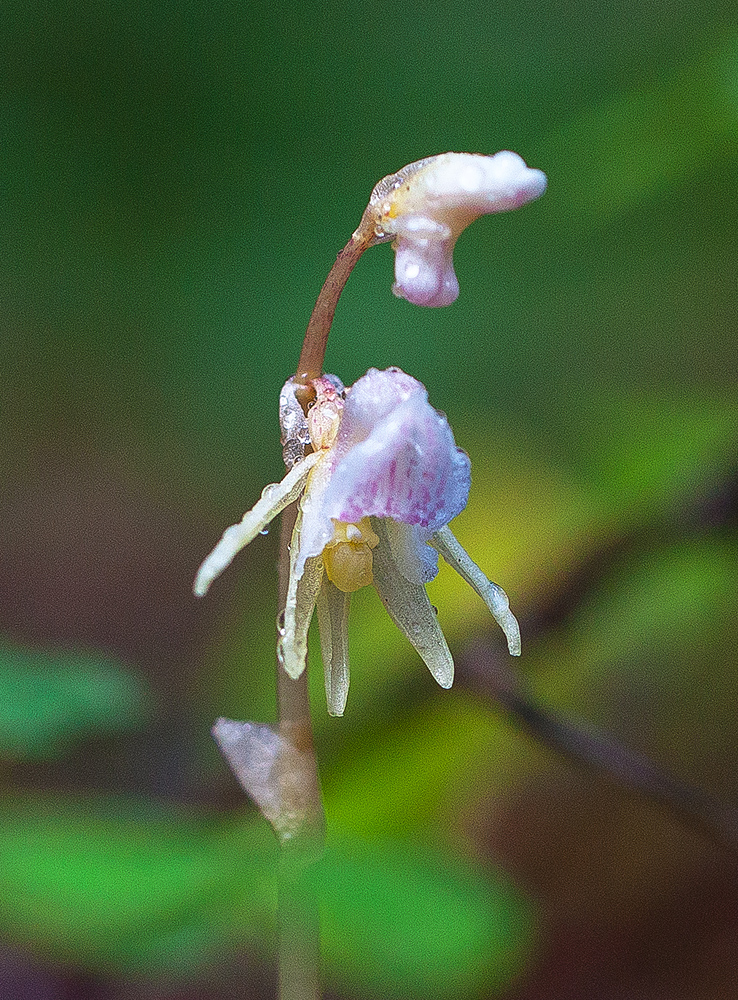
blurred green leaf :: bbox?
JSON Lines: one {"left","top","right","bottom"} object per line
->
{"left": 0, "top": 643, "right": 152, "bottom": 760}
{"left": 323, "top": 693, "right": 536, "bottom": 839}
{"left": 578, "top": 395, "right": 738, "bottom": 522}
{"left": 0, "top": 793, "right": 533, "bottom": 994}
{"left": 538, "top": 38, "right": 738, "bottom": 227}
{"left": 0, "top": 794, "right": 277, "bottom": 974}
{"left": 311, "top": 838, "right": 533, "bottom": 999}
{"left": 571, "top": 538, "right": 738, "bottom": 667}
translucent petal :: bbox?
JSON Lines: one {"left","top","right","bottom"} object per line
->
{"left": 279, "top": 506, "right": 324, "bottom": 679}
{"left": 293, "top": 454, "right": 337, "bottom": 579}
{"left": 323, "top": 369, "right": 470, "bottom": 535}
{"left": 279, "top": 377, "right": 311, "bottom": 467}
{"left": 430, "top": 525, "right": 521, "bottom": 656}
{"left": 193, "top": 451, "right": 321, "bottom": 597}
{"left": 316, "top": 577, "right": 351, "bottom": 716}
{"left": 371, "top": 519, "right": 454, "bottom": 688}
{"left": 332, "top": 366, "right": 423, "bottom": 455}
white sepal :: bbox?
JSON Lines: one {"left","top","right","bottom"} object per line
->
{"left": 371, "top": 519, "right": 454, "bottom": 689}
{"left": 316, "top": 577, "right": 351, "bottom": 717}
{"left": 278, "top": 505, "right": 324, "bottom": 679}
{"left": 430, "top": 525, "right": 521, "bottom": 656}
{"left": 193, "top": 451, "right": 321, "bottom": 597}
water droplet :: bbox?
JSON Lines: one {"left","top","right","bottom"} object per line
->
{"left": 260, "top": 528, "right": 269, "bottom": 535}
{"left": 276, "top": 610, "right": 286, "bottom": 637}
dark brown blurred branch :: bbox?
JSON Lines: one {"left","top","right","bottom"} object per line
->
{"left": 462, "top": 642, "right": 738, "bottom": 858}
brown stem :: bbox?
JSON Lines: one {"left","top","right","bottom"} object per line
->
{"left": 274, "top": 462, "right": 323, "bottom": 1000}
{"left": 295, "top": 219, "right": 377, "bottom": 389}
{"left": 272, "top": 207, "right": 379, "bottom": 999}
{"left": 276, "top": 503, "right": 324, "bottom": 839}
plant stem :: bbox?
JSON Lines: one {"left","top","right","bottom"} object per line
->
{"left": 278, "top": 843, "right": 322, "bottom": 1000}
{"left": 295, "top": 220, "right": 377, "bottom": 387}
{"left": 274, "top": 503, "right": 324, "bottom": 1000}
{"left": 276, "top": 503, "right": 324, "bottom": 833}
{"left": 272, "top": 214, "right": 377, "bottom": 1000}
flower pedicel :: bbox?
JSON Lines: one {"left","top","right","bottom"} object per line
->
{"left": 196, "top": 150, "right": 546, "bottom": 716}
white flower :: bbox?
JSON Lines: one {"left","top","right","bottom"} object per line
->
{"left": 368, "top": 151, "right": 547, "bottom": 306}
{"left": 195, "top": 367, "right": 520, "bottom": 716}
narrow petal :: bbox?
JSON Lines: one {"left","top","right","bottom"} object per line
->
{"left": 278, "top": 505, "right": 324, "bottom": 679}
{"left": 293, "top": 454, "right": 337, "bottom": 579}
{"left": 193, "top": 451, "right": 321, "bottom": 597}
{"left": 316, "top": 577, "right": 351, "bottom": 716}
{"left": 371, "top": 519, "right": 454, "bottom": 689}
{"left": 430, "top": 525, "right": 521, "bottom": 656}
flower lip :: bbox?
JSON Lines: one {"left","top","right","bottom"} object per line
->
{"left": 295, "top": 367, "right": 471, "bottom": 580}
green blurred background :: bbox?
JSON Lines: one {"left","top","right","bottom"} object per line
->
{"left": 2, "top": 0, "right": 738, "bottom": 997}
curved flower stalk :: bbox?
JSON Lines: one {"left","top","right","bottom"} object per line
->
{"left": 367, "top": 151, "right": 547, "bottom": 306}
{"left": 195, "top": 367, "right": 520, "bottom": 716}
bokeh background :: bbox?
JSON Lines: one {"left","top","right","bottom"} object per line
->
{"left": 2, "top": 0, "right": 738, "bottom": 997}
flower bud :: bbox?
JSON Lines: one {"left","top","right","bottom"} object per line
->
{"left": 370, "top": 151, "right": 547, "bottom": 306}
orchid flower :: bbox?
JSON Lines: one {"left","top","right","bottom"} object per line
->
{"left": 195, "top": 367, "right": 520, "bottom": 716}
{"left": 368, "top": 150, "right": 547, "bottom": 306}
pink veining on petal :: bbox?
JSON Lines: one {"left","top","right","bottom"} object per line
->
{"left": 322, "top": 368, "right": 470, "bottom": 535}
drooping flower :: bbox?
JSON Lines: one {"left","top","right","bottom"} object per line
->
{"left": 195, "top": 367, "right": 520, "bottom": 716}
{"left": 367, "top": 151, "right": 547, "bottom": 306}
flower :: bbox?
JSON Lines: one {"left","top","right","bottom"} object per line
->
{"left": 368, "top": 151, "right": 547, "bottom": 306}
{"left": 195, "top": 367, "right": 520, "bottom": 716}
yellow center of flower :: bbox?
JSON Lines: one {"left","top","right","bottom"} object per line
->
{"left": 322, "top": 518, "right": 380, "bottom": 593}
